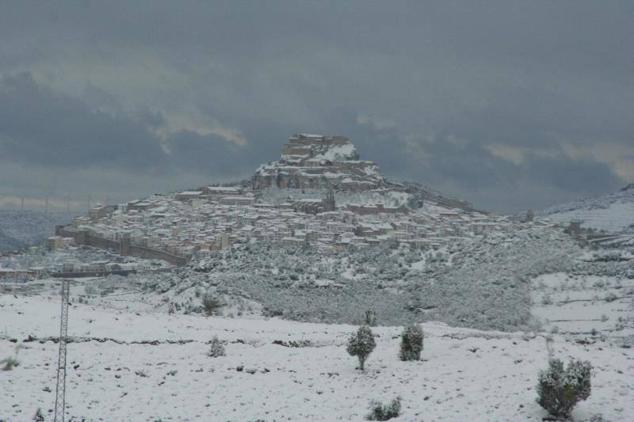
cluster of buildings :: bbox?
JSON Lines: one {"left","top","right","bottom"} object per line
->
{"left": 54, "top": 134, "right": 534, "bottom": 264}
{"left": 56, "top": 184, "right": 522, "bottom": 263}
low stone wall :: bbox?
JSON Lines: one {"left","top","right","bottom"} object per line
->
{"left": 50, "top": 269, "right": 137, "bottom": 278}
{"left": 86, "top": 233, "right": 119, "bottom": 251}
{"left": 55, "top": 225, "right": 189, "bottom": 266}
{"left": 128, "top": 244, "right": 189, "bottom": 266}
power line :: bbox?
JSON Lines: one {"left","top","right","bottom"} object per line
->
{"left": 54, "top": 279, "right": 70, "bottom": 422}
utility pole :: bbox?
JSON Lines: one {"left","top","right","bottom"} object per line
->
{"left": 54, "top": 279, "right": 70, "bottom": 422}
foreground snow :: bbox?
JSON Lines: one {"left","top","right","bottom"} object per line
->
{"left": 1, "top": 295, "right": 632, "bottom": 421}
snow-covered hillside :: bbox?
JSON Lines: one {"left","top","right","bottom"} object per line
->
{"left": 541, "top": 185, "right": 634, "bottom": 233}
{"left": 531, "top": 271, "right": 634, "bottom": 342}
{"left": 1, "top": 292, "right": 632, "bottom": 421}
{"left": 83, "top": 224, "right": 583, "bottom": 332}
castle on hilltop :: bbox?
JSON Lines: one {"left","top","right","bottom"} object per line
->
{"left": 252, "top": 133, "right": 384, "bottom": 191}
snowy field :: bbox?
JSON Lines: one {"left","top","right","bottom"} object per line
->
{"left": 531, "top": 272, "right": 634, "bottom": 345}
{"left": 1, "top": 293, "right": 633, "bottom": 421}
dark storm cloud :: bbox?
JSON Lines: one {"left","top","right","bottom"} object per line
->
{"left": 165, "top": 130, "right": 251, "bottom": 178}
{"left": 0, "top": 72, "right": 255, "bottom": 199}
{"left": 0, "top": 73, "right": 165, "bottom": 169}
{"left": 0, "top": 1, "right": 633, "bottom": 211}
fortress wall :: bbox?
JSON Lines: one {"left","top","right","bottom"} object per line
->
{"left": 128, "top": 245, "right": 189, "bottom": 266}
{"left": 85, "top": 233, "right": 119, "bottom": 251}
{"left": 55, "top": 225, "right": 189, "bottom": 266}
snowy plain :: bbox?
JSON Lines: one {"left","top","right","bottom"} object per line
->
{"left": 1, "top": 291, "right": 633, "bottom": 421}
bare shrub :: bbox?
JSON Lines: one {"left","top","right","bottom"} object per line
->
{"left": 365, "top": 309, "right": 377, "bottom": 326}
{"left": 1, "top": 356, "right": 19, "bottom": 371}
{"left": 367, "top": 397, "right": 401, "bottom": 421}
{"left": 202, "top": 293, "right": 224, "bottom": 316}
{"left": 33, "top": 408, "right": 45, "bottom": 421}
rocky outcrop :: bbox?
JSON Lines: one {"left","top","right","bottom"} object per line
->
{"left": 252, "top": 133, "right": 384, "bottom": 191}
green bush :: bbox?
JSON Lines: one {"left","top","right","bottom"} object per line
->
{"left": 537, "top": 358, "right": 592, "bottom": 419}
{"left": 399, "top": 324, "right": 423, "bottom": 361}
{"left": 347, "top": 325, "right": 376, "bottom": 371}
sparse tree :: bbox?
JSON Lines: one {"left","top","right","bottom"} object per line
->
{"left": 365, "top": 309, "right": 377, "bottom": 327}
{"left": 208, "top": 336, "right": 226, "bottom": 357}
{"left": 399, "top": 324, "right": 423, "bottom": 361}
{"left": 347, "top": 325, "right": 376, "bottom": 371}
{"left": 202, "top": 293, "right": 224, "bottom": 316}
{"left": 537, "top": 358, "right": 592, "bottom": 419}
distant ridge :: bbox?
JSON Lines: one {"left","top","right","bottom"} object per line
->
{"left": 620, "top": 183, "right": 634, "bottom": 192}
{"left": 541, "top": 184, "right": 634, "bottom": 233}
{"left": 0, "top": 210, "right": 73, "bottom": 253}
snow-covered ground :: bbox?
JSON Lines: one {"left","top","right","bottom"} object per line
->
{"left": 1, "top": 293, "right": 633, "bottom": 421}
{"left": 531, "top": 272, "right": 634, "bottom": 344}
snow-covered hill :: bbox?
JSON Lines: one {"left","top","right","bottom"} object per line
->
{"left": 2, "top": 136, "right": 633, "bottom": 420}
{"left": 541, "top": 184, "right": 634, "bottom": 234}
{"left": 126, "top": 224, "right": 583, "bottom": 331}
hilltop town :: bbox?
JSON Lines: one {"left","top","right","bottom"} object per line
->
{"left": 1, "top": 134, "right": 633, "bottom": 421}
{"left": 49, "top": 134, "right": 521, "bottom": 268}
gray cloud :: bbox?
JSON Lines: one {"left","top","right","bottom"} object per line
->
{"left": 0, "top": 1, "right": 633, "bottom": 212}
{"left": 0, "top": 73, "right": 166, "bottom": 169}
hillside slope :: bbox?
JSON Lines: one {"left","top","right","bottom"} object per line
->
{"left": 541, "top": 185, "right": 634, "bottom": 233}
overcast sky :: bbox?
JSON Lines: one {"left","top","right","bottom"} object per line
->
{"left": 1, "top": 1, "right": 633, "bottom": 212}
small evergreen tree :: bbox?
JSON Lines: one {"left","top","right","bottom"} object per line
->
{"left": 347, "top": 325, "right": 376, "bottom": 371}
{"left": 399, "top": 324, "right": 423, "bottom": 361}
{"left": 537, "top": 358, "right": 592, "bottom": 419}
{"left": 208, "top": 336, "right": 226, "bottom": 357}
